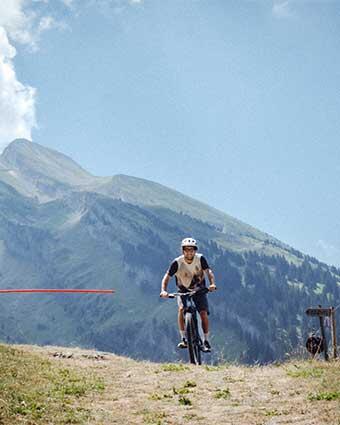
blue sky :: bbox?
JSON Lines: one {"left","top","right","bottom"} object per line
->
{"left": 1, "top": 0, "right": 340, "bottom": 266}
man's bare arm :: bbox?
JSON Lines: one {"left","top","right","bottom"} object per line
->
{"left": 160, "top": 273, "right": 171, "bottom": 297}
{"left": 205, "top": 268, "right": 217, "bottom": 290}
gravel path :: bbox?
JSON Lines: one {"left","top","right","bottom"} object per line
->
{"left": 18, "top": 345, "right": 340, "bottom": 425}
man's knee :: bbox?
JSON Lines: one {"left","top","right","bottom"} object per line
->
{"left": 200, "top": 310, "right": 208, "bottom": 318}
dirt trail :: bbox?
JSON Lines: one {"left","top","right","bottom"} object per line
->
{"left": 18, "top": 345, "right": 340, "bottom": 425}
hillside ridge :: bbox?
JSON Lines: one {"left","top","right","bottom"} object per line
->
{"left": 0, "top": 138, "right": 288, "bottom": 255}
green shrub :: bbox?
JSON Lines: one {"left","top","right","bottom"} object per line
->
{"left": 179, "top": 396, "right": 192, "bottom": 406}
{"left": 214, "top": 388, "right": 231, "bottom": 399}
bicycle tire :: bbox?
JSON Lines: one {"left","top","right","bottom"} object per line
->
{"left": 185, "top": 312, "right": 201, "bottom": 365}
{"left": 195, "top": 334, "right": 202, "bottom": 365}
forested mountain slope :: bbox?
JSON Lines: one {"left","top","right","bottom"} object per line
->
{"left": 0, "top": 139, "right": 339, "bottom": 363}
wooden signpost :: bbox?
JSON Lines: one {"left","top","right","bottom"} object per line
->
{"left": 305, "top": 305, "right": 337, "bottom": 360}
{"left": 330, "top": 306, "right": 337, "bottom": 360}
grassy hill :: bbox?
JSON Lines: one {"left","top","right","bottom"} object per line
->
{"left": 1, "top": 138, "right": 339, "bottom": 364}
{"left": 0, "top": 343, "right": 339, "bottom": 425}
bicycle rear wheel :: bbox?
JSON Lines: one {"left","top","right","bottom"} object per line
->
{"left": 185, "top": 312, "right": 201, "bottom": 365}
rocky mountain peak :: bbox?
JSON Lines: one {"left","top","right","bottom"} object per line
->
{"left": 0, "top": 139, "right": 98, "bottom": 201}
{"left": 2, "top": 139, "right": 93, "bottom": 184}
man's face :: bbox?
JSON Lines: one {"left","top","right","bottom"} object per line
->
{"left": 182, "top": 246, "right": 196, "bottom": 262}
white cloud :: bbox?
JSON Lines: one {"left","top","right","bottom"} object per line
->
{"left": 0, "top": 1, "right": 69, "bottom": 150}
{"left": 60, "top": 0, "right": 77, "bottom": 12}
{"left": 78, "top": 0, "right": 143, "bottom": 15}
{"left": 0, "top": 27, "right": 36, "bottom": 151}
{"left": 0, "top": 0, "right": 35, "bottom": 45}
{"left": 272, "top": 0, "right": 295, "bottom": 19}
{"left": 37, "top": 15, "right": 68, "bottom": 39}
{"left": 0, "top": 0, "right": 141, "bottom": 151}
{"left": 0, "top": 1, "right": 66, "bottom": 50}
{"left": 61, "top": 0, "right": 74, "bottom": 8}
{"left": 316, "top": 239, "right": 340, "bottom": 267}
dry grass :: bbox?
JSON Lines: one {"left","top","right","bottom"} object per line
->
{"left": 3, "top": 344, "right": 340, "bottom": 425}
{"left": 0, "top": 344, "right": 105, "bottom": 424}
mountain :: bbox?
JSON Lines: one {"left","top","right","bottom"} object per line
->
{"left": 0, "top": 139, "right": 339, "bottom": 364}
{"left": 0, "top": 139, "right": 289, "bottom": 255}
{"left": 0, "top": 139, "right": 104, "bottom": 201}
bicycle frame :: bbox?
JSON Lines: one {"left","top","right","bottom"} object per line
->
{"left": 168, "top": 288, "right": 208, "bottom": 365}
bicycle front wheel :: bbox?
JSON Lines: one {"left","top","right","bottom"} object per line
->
{"left": 185, "top": 312, "right": 201, "bottom": 365}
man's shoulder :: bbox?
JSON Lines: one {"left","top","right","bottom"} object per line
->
{"left": 168, "top": 256, "right": 182, "bottom": 269}
{"left": 174, "top": 255, "right": 184, "bottom": 263}
{"left": 198, "top": 254, "right": 210, "bottom": 269}
{"left": 195, "top": 253, "right": 206, "bottom": 262}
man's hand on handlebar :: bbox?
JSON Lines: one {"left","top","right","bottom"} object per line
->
{"left": 160, "top": 290, "right": 169, "bottom": 298}
{"left": 208, "top": 284, "right": 217, "bottom": 292}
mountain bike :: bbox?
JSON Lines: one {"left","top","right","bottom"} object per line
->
{"left": 168, "top": 287, "right": 209, "bottom": 365}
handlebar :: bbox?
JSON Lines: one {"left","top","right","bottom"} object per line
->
{"left": 167, "top": 287, "right": 210, "bottom": 298}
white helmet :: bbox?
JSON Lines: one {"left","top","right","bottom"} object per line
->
{"left": 181, "top": 237, "right": 198, "bottom": 250}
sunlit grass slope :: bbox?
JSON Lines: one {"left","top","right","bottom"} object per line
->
{"left": 0, "top": 344, "right": 105, "bottom": 424}
{"left": 1, "top": 344, "right": 339, "bottom": 425}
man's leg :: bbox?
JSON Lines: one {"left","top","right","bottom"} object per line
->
{"left": 177, "top": 306, "right": 187, "bottom": 348}
{"left": 199, "top": 310, "right": 209, "bottom": 334}
{"left": 199, "top": 310, "right": 211, "bottom": 351}
{"left": 193, "top": 291, "right": 210, "bottom": 344}
{"left": 178, "top": 306, "right": 185, "bottom": 332}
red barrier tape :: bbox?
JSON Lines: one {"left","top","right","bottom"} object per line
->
{"left": 0, "top": 289, "right": 115, "bottom": 294}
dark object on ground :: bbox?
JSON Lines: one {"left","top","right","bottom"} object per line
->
{"left": 306, "top": 335, "right": 324, "bottom": 355}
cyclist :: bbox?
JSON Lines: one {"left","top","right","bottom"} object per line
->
{"left": 160, "top": 237, "right": 217, "bottom": 352}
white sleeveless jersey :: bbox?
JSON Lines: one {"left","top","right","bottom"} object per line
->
{"left": 173, "top": 253, "right": 206, "bottom": 290}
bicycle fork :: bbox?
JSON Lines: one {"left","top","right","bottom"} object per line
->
{"left": 184, "top": 306, "right": 202, "bottom": 349}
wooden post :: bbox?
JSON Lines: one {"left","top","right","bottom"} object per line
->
{"left": 318, "top": 305, "right": 329, "bottom": 361}
{"left": 331, "top": 307, "right": 337, "bottom": 359}
{"left": 305, "top": 306, "right": 335, "bottom": 360}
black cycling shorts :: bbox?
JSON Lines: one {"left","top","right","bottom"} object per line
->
{"left": 177, "top": 290, "right": 209, "bottom": 315}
